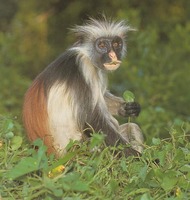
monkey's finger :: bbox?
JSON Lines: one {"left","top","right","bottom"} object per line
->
{"left": 125, "top": 102, "right": 141, "bottom": 109}
{"left": 125, "top": 108, "right": 141, "bottom": 117}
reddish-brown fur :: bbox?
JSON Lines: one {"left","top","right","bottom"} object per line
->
{"left": 23, "top": 80, "right": 55, "bottom": 154}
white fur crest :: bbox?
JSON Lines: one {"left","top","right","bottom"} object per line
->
{"left": 72, "top": 17, "right": 134, "bottom": 40}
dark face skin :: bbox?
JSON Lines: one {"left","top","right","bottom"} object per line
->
{"left": 93, "top": 36, "right": 124, "bottom": 71}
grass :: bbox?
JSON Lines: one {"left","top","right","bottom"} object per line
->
{"left": 0, "top": 116, "right": 190, "bottom": 200}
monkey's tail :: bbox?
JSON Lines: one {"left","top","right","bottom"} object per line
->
{"left": 23, "top": 80, "right": 55, "bottom": 154}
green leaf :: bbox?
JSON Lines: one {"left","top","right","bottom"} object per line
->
{"left": 109, "top": 180, "right": 118, "bottom": 193}
{"left": 179, "top": 164, "right": 190, "bottom": 173}
{"left": 152, "top": 138, "right": 161, "bottom": 145}
{"left": 31, "top": 139, "right": 49, "bottom": 170}
{"left": 139, "top": 164, "right": 148, "bottom": 182}
{"left": 48, "top": 151, "right": 79, "bottom": 172}
{"left": 156, "top": 151, "right": 166, "bottom": 167}
{"left": 89, "top": 133, "right": 105, "bottom": 149}
{"left": 44, "top": 176, "right": 63, "bottom": 197}
{"left": 4, "top": 119, "right": 14, "bottom": 131}
{"left": 158, "top": 171, "right": 178, "bottom": 191}
{"left": 161, "top": 176, "right": 178, "bottom": 191}
{"left": 123, "top": 90, "right": 135, "bottom": 102}
{"left": 140, "top": 193, "right": 153, "bottom": 200}
{"left": 53, "top": 188, "right": 63, "bottom": 197}
{"left": 5, "top": 131, "right": 14, "bottom": 139}
{"left": 120, "top": 158, "right": 128, "bottom": 172}
{"left": 10, "top": 135, "right": 23, "bottom": 150}
{"left": 6, "top": 157, "right": 39, "bottom": 180}
{"left": 72, "top": 180, "right": 89, "bottom": 192}
{"left": 61, "top": 172, "right": 89, "bottom": 192}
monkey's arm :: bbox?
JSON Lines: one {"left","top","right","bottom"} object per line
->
{"left": 104, "top": 91, "right": 141, "bottom": 117}
{"left": 86, "top": 104, "right": 141, "bottom": 156}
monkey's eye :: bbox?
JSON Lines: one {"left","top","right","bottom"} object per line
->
{"left": 112, "top": 42, "right": 120, "bottom": 48}
{"left": 98, "top": 42, "right": 106, "bottom": 49}
{"left": 112, "top": 37, "right": 123, "bottom": 50}
{"left": 95, "top": 38, "right": 108, "bottom": 53}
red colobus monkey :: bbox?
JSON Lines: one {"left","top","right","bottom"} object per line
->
{"left": 23, "top": 18, "right": 144, "bottom": 157}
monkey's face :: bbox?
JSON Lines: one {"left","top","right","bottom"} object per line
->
{"left": 93, "top": 36, "right": 124, "bottom": 71}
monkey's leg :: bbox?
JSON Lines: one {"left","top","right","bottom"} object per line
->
{"left": 119, "top": 123, "right": 144, "bottom": 154}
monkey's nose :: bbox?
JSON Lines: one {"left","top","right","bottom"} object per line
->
{"left": 109, "top": 50, "right": 117, "bottom": 61}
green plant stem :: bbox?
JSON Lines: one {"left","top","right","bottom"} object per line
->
{"left": 128, "top": 117, "right": 131, "bottom": 123}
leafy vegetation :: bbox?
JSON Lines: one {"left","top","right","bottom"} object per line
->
{"left": 0, "top": 0, "right": 190, "bottom": 199}
{"left": 0, "top": 117, "right": 190, "bottom": 199}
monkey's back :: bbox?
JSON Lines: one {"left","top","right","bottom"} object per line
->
{"left": 23, "top": 50, "right": 93, "bottom": 155}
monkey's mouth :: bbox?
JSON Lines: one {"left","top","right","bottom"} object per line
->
{"left": 103, "top": 60, "right": 122, "bottom": 71}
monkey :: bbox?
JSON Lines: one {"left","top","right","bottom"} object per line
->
{"left": 23, "top": 17, "right": 144, "bottom": 157}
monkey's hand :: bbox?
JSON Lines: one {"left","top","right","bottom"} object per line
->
{"left": 119, "top": 102, "right": 141, "bottom": 117}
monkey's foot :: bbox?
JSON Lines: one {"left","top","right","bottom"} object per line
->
{"left": 119, "top": 123, "right": 144, "bottom": 153}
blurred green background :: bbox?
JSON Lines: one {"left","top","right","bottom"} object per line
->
{"left": 0, "top": 0, "right": 190, "bottom": 144}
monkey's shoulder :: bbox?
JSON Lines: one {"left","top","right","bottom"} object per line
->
{"left": 35, "top": 49, "right": 83, "bottom": 91}
{"left": 48, "top": 50, "right": 77, "bottom": 70}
